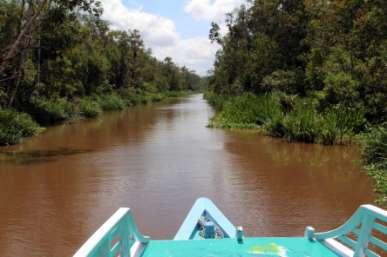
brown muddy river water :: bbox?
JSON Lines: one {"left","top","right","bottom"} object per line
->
{"left": 0, "top": 94, "right": 374, "bottom": 257}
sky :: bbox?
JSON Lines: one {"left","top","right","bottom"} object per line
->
{"left": 99, "top": 0, "right": 246, "bottom": 76}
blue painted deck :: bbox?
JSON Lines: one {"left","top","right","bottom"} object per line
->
{"left": 141, "top": 237, "right": 339, "bottom": 257}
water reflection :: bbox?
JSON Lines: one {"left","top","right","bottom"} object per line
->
{"left": 222, "top": 130, "right": 373, "bottom": 235}
{"left": 0, "top": 148, "right": 93, "bottom": 165}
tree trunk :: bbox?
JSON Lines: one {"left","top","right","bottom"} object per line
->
{"left": 0, "top": 0, "right": 48, "bottom": 107}
{"left": 0, "top": 0, "right": 48, "bottom": 76}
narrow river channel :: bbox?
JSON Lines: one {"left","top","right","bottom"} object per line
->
{"left": 0, "top": 94, "right": 374, "bottom": 257}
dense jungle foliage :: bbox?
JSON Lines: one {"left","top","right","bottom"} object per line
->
{"left": 0, "top": 0, "right": 203, "bottom": 145}
{"left": 206, "top": 0, "right": 386, "bottom": 204}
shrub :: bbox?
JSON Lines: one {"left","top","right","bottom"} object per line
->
{"left": 319, "top": 106, "right": 366, "bottom": 145}
{"left": 282, "top": 99, "right": 321, "bottom": 143}
{"left": 255, "top": 94, "right": 283, "bottom": 126}
{"left": 0, "top": 108, "right": 42, "bottom": 145}
{"left": 138, "top": 92, "right": 166, "bottom": 104}
{"left": 209, "top": 93, "right": 284, "bottom": 130}
{"left": 278, "top": 94, "right": 296, "bottom": 114}
{"left": 318, "top": 111, "right": 339, "bottom": 145}
{"left": 119, "top": 88, "right": 144, "bottom": 106}
{"left": 119, "top": 88, "right": 185, "bottom": 106}
{"left": 148, "top": 92, "right": 165, "bottom": 102}
{"left": 361, "top": 124, "right": 387, "bottom": 170}
{"left": 30, "top": 97, "right": 74, "bottom": 124}
{"left": 211, "top": 94, "right": 261, "bottom": 128}
{"left": 97, "top": 94, "right": 125, "bottom": 111}
{"left": 141, "top": 82, "right": 159, "bottom": 93}
{"left": 361, "top": 124, "right": 387, "bottom": 205}
{"left": 79, "top": 98, "right": 102, "bottom": 118}
{"left": 127, "top": 92, "right": 153, "bottom": 105}
{"left": 366, "top": 165, "right": 387, "bottom": 206}
{"left": 204, "top": 91, "right": 228, "bottom": 111}
{"left": 165, "top": 91, "right": 190, "bottom": 98}
{"left": 126, "top": 93, "right": 143, "bottom": 106}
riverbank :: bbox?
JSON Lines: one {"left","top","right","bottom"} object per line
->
{"left": 0, "top": 90, "right": 191, "bottom": 146}
{"left": 205, "top": 92, "right": 386, "bottom": 206}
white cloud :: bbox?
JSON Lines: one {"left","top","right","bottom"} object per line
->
{"left": 153, "top": 37, "right": 220, "bottom": 75}
{"left": 100, "top": 0, "right": 179, "bottom": 47}
{"left": 99, "top": 0, "right": 226, "bottom": 75}
{"left": 185, "top": 0, "right": 245, "bottom": 21}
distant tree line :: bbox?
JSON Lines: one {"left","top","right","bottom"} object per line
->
{"left": 0, "top": 0, "right": 203, "bottom": 145}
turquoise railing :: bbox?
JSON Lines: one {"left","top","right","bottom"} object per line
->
{"left": 73, "top": 208, "right": 149, "bottom": 257}
{"left": 305, "top": 204, "right": 387, "bottom": 257}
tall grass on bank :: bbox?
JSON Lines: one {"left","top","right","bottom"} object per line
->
{"left": 209, "top": 94, "right": 262, "bottom": 129}
{"left": 282, "top": 100, "right": 321, "bottom": 143}
{"left": 361, "top": 124, "right": 387, "bottom": 206}
{"left": 207, "top": 92, "right": 365, "bottom": 145}
{"left": 209, "top": 93, "right": 283, "bottom": 129}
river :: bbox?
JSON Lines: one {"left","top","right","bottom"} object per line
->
{"left": 0, "top": 94, "right": 374, "bottom": 257}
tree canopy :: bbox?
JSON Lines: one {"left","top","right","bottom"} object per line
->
{"left": 0, "top": 0, "right": 202, "bottom": 112}
{"left": 208, "top": 0, "right": 386, "bottom": 124}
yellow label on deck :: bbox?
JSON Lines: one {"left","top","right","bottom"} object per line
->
{"left": 249, "top": 243, "right": 288, "bottom": 256}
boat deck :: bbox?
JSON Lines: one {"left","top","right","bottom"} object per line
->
{"left": 73, "top": 200, "right": 387, "bottom": 257}
{"left": 141, "top": 237, "right": 339, "bottom": 257}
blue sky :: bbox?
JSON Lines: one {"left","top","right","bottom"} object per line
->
{"left": 100, "top": 0, "right": 245, "bottom": 75}
{"left": 122, "top": 0, "right": 210, "bottom": 38}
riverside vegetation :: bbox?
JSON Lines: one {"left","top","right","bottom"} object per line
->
{"left": 0, "top": 0, "right": 203, "bottom": 145}
{"left": 205, "top": 1, "right": 386, "bottom": 205}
